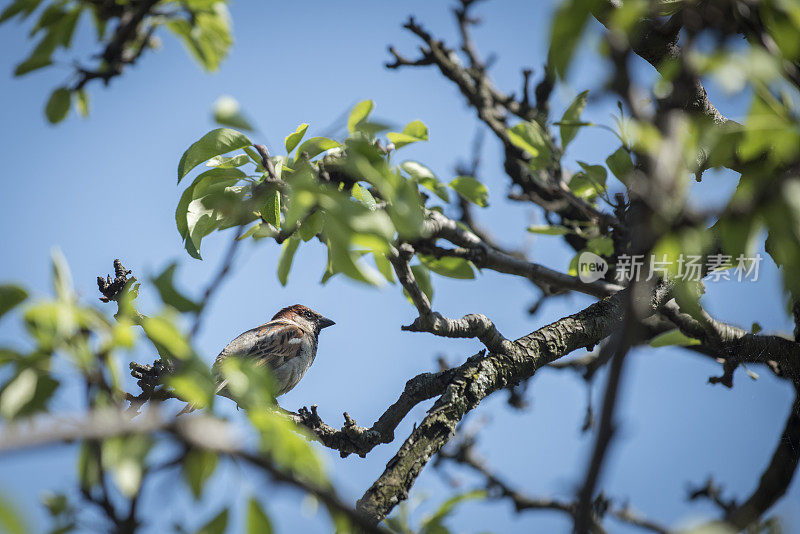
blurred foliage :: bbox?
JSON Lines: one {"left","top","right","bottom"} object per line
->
{"left": 0, "top": 249, "right": 339, "bottom": 532}
{"left": 0, "top": 0, "right": 233, "bottom": 124}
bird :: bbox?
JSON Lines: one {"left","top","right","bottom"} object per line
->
{"left": 178, "top": 304, "right": 335, "bottom": 414}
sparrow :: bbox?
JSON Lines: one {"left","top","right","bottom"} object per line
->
{"left": 178, "top": 304, "right": 334, "bottom": 414}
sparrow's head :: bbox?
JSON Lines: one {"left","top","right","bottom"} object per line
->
{"left": 273, "top": 304, "right": 335, "bottom": 334}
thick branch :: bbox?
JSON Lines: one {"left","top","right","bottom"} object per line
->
{"left": 593, "top": 3, "right": 730, "bottom": 127}
{"left": 356, "top": 291, "right": 626, "bottom": 523}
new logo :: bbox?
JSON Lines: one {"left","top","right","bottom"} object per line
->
{"left": 577, "top": 251, "right": 608, "bottom": 283}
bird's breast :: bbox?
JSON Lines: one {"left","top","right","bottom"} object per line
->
{"left": 272, "top": 341, "right": 317, "bottom": 396}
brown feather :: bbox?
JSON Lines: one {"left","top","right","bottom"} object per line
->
{"left": 271, "top": 304, "right": 322, "bottom": 321}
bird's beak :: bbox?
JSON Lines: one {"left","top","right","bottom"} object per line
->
{"left": 318, "top": 316, "right": 335, "bottom": 329}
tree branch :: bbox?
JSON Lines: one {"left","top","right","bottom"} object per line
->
{"left": 658, "top": 298, "right": 800, "bottom": 386}
{"left": 289, "top": 363, "right": 464, "bottom": 458}
{"left": 356, "top": 291, "right": 628, "bottom": 523}
{"left": 419, "top": 210, "right": 622, "bottom": 298}
{"left": 437, "top": 435, "right": 669, "bottom": 534}
{"left": 0, "top": 407, "right": 390, "bottom": 534}
{"left": 725, "top": 386, "right": 800, "bottom": 529}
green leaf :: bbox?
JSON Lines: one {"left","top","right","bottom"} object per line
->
{"left": 102, "top": 436, "right": 151, "bottom": 498}
{"left": 41, "top": 492, "right": 69, "bottom": 518}
{"left": 449, "top": 176, "right": 488, "bottom": 207}
{"left": 263, "top": 190, "right": 281, "bottom": 228}
{"left": 577, "top": 162, "right": 607, "bottom": 182}
{"left": 182, "top": 450, "right": 218, "bottom": 500}
{"left": 178, "top": 128, "right": 252, "bottom": 183}
{"left": 206, "top": 154, "right": 250, "bottom": 168}
{"left": 0, "top": 0, "right": 42, "bottom": 25}
{"left": 560, "top": 90, "right": 589, "bottom": 148}
{"left": 348, "top": 100, "right": 374, "bottom": 134}
{"left": 142, "top": 316, "right": 191, "bottom": 359}
{"left": 55, "top": 7, "right": 80, "bottom": 48}
{"left": 419, "top": 255, "right": 475, "bottom": 279}
{"left": 167, "top": 361, "right": 216, "bottom": 409}
{"left": 246, "top": 498, "right": 273, "bottom": 534}
{"left": 606, "top": 146, "right": 634, "bottom": 185}
{"left": 388, "top": 119, "right": 429, "bottom": 148}
{"left": 14, "top": 55, "right": 52, "bottom": 76}
{"left": 0, "top": 349, "right": 21, "bottom": 366}
{"left": 294, "top": 137, "right": 340, "bottom": 160}
{"left": 285, "top": 123, "right": 309, "bottom": 154}
{"left": 14, "top": 24, "right": 59, "bottom": 76}
{"left": 420, "top": 490, "right": 488, "bottom": 534}
{"left": 387, "top": 175, "right": 426, "bottom": 239}
{"left": 507, "top": 121, "right": 552, "bottom": 168}
{"left": 184, "top": 187, "right": 248, "bottom": 259}
{"left": 0, "top": 368, "right": 57, "bottom": 419}
{"left": 321, "top": 228, "right": 384, "bottom": 286}
{"left": 373, "top": 252, "right": 395, "bottom": 284}
{"left": 220, "top": 362, "right": 326, "bottom": 482}
{"left": 0, "top": 494, "right": 26, "bottom": 534}
{"left": 569, "top": 175, "right": 600, "bottom": 199}
{"left": 356, "top": 121, "right": 392, "bottom": 137}
{"left": 167, "top": 5, "right": 232, "bottom": 72}
{"left": 78, "top": 442, "right": 101, "bottom": 490}
{"left": 51, "top": 248, "right": 73, "bottom": 301}
{"left": 0, "top": 284, "right": 27, "bottom": 321}
{"left": 649, "top": 329, "right": 701, "bottom": 348}
{"left": 213, "top": 95, "right": 255, "bottom": 131}
{"left": 29, "top": 4, "right": 65, "bottom": 36}
{"left": 528, "top": 225, "right": 570, "bottom": 235}
{"left": 587, "top": 235, "right": 614, "bottom": 256}
{"left": 402, "top": 161, "right": 449, "bottom": 202}
{"left": 247, "top": 410, "right": 326, "bottom": 484}
{"left": 74, "top": 89, "right": 89, "bottom": 118}
{"left": 239, "top": 223, "right": 269, "bottom": 241}
{"left": 196, "top": 509, "right": 228, "bottom": 534}
{"left": 570, "top": 162, "right": 607, "bottom": 199}
{"left": 548, "top": 0, "right": 595, "bottom": 78}
{"left": 243, "top": 146, "right": 265, "bottom": 171}
{"left": 352, "top": 183, "right": 378, "bottom": 209}
{"left": 45, "top": 87, "right": 70, "bottom": 124}
{"left": 299, "top": 210, "right": 323, "bottom": 241}
{"left": 176, "top": 167, "right": 246, "bottom": 258}
{"left": 277, "top": 236, "right": 301, "bottom": 286}
{"left": 713, "top": 214, "right": 762, "bottom": 260}
{"left": 0, "top": 369, "right": 37, "bottom": 419}
{"left": 152, "top": 263, "right": 202, "bottom": 313}
{"left": 739, "top": 92, "right": 799, "bottom": 165}
{"left": 411, "top": 264, "right": 433, "bottom": 303}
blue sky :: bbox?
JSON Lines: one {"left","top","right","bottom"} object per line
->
{"left": 0, "top": 1, "right": 797, "bottom": 532}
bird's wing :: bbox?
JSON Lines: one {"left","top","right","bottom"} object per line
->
{"left": 216, "top": 320, "right": 305, "bottom": 372}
